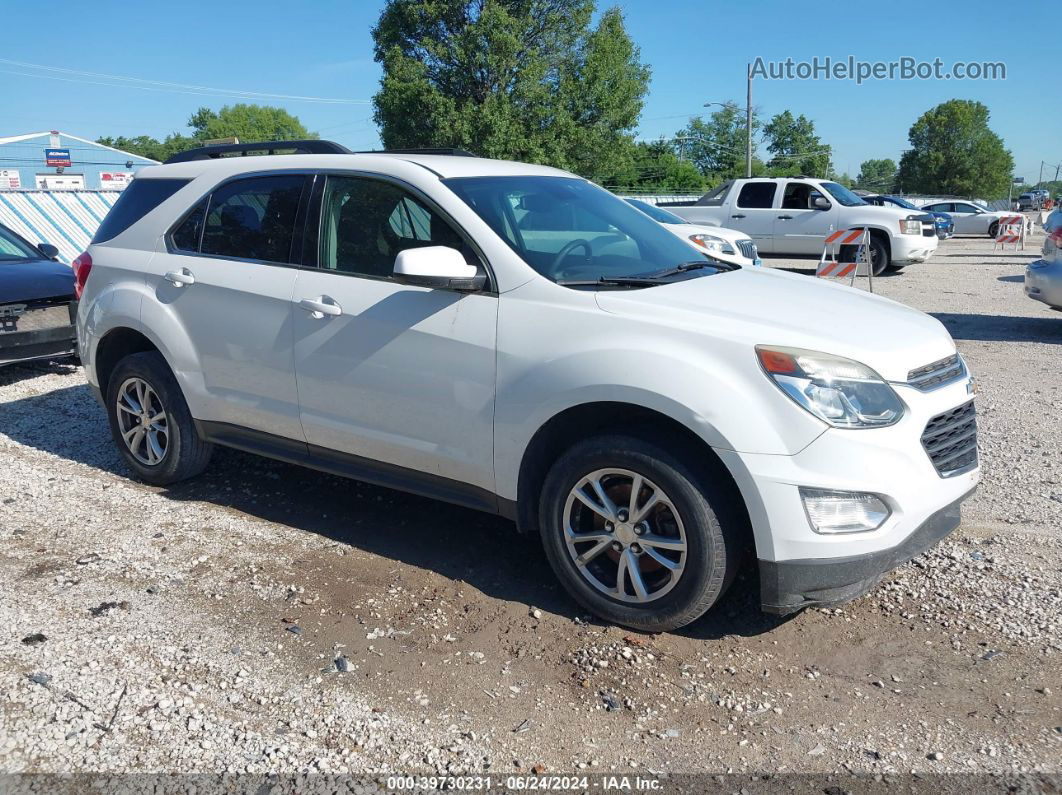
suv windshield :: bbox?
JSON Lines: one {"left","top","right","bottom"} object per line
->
{"left": 0, "top": 225, "right": 40, "bottom": 262}
{"left": 444, "top": 176, "right": 722, "bottom": 284}
{"left": 820, "top": 182, "right": 866, "bottom": 207}
{"left": 884, "top": 195, "right": 919, "bottom": 210}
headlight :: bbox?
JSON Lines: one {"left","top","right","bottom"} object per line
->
{"left": 900, "top": 219, "right": 921, "bottom": 235}
{"left": 689, "top": 234, "right": 735, "bottom": 255}
{"left": 755, "top": 346, "right": 905, "bottom": 428}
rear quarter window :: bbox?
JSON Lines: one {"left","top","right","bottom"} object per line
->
{"left": 92, "top": 178, "right": 189, "bottom": 244}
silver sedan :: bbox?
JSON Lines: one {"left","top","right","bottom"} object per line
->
{"left": 1025, "top": 209, "right": 1062, "bottom": 310}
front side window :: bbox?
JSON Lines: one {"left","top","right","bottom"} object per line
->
{"left": 318, "top": 176, "right": 472, "bottom": 278}
{"left": 200, "top": 175, "right": 304, "bottom": 263}
{"left": 781, "top": 183, "right": 827, "bottom": 210}
{"left": 736, "top": 182, "right": 777, "bottom": 209}
{"left": 819, "top": 182, "right": 865, "bottom": 207}
{"left": 444, "top": 176, "right": 722, "bottom": 284}
{"left": 0, "top": 225, "right": 40, "bottom": 261}
{"left": 625, "top": 199, "right": 685, "bottom": 225}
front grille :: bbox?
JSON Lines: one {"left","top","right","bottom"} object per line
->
{"left": 736, "top": 239, "right": 757, "bottom": 260}
{"left": 921, "top": 401, "right": 978, "bottom": 477}
{"left": 907, "top": 353, "right": 965, "bottom": 391}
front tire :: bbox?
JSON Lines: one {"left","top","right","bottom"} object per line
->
{"left": 539, "top": 434, "right": 742, "bottom": 631}
{"left": 988, "top": 221, "right": 999, "bottom": 239}
{"left": 106, "top": 351, "right": 213, "bottom": 485}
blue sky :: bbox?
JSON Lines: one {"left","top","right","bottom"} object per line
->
{"left": 1, "top": 0, "right": 1055, "bottom": 183}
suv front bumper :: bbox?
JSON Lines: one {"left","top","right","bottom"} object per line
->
{"left": 758, "top": 489, "right": 972, "bottom": 614}
{"left": 716, "top": 375, "right": 979, "bottom": 615}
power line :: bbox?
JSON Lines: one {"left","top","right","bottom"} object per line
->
{"left": 0, "top": 58, "right": 370, "bottom": 105}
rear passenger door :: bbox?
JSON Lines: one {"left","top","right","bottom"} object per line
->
{"left": 726, "top": 182, "right": 778, "bottom": 253}
{"left": 145, "top": 173, "right": 308, "bottom": 441}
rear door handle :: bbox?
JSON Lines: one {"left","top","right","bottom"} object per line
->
{"left": 164, "top": 268, "right": 195, "bottom": 287}
{"left": 777, "top": 214, "right": 793, "bottom": 220}
{"left": 730, "top": 214, "right": 746, "bottom": 219}
{"left": 297, "top": 296, "right": 342, "bottom": 318}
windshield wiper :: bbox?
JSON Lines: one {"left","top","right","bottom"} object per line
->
{"left": 643, "top": 260, "right": 738, "bottom": 278}
{"left": 555, "top": 276, "right": 668, "bottom": 288}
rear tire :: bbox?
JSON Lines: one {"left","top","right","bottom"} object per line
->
{"left": 105, "top": 351, "right": 213, "bottom": 486}
{"left": 538, "top": 434, "right": 743, "bottom": 631}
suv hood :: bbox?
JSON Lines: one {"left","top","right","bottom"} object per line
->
{"left": 0, "top": 258, "right": 74, "bottom": 304}
{"left": 595, "top": 266, "right": 955, "bottom": 382}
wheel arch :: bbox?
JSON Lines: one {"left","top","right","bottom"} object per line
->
{"left": 94, "top": 327, "right": 164, "bottom": 398}
{"left": 514, "top": 401, "right": 753, "bottom": 549}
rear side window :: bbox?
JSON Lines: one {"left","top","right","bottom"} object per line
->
{"left": 736, "top": 182, "right": 777, "bottom": 209}
{"left": 170, "top": 200, "right": 206, "bottom": 252}
{"left": 92, "top": 178, "right": 189, "bottom": 243}
{"left": 200, "top": 175, "right": 304, "bottom": 263}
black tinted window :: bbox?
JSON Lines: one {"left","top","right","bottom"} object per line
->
{"left": 319, "top": 176, "right": 471, "bottom": 278}
{"left": 171, "top": 200, "right": 206, "bottom": 252}
{"left": 201, "top": 175, "right": 304, "bottom": 263}
{"left": 92, "top": 178, "right": 188, "bottom": 243}
{"left": 736, "top": 182, "right": 776, "bottom": 209}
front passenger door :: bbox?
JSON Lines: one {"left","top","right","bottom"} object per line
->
{"left": 291, "top": 175, "right": 498, "bottom": 498}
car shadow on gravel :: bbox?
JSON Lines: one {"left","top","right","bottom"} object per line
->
{"left": 1, "top": 384, "right": 780, "bottom": 638}
{"left": 931, "top": 312, "right": 1062, "bottom": 343}
{"left": 0, "top": 359, "right": 79, "bottom": 386}
{"left": 996, "top": 275, "right": 1025, "bottom": 283}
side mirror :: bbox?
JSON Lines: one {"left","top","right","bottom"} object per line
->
{"left": 812, "top": 196, "right": 830, "bottom": 210}
{"left": 393, "top": 246, "right": 485, "bottom": 291}
{"left": 38, "top": 243, "right": 60, "bottom": 260}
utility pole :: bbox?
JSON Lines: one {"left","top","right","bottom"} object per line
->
{"left": 1039, "top": 160, "right": 1045, "bottom": 188}
{"left": 745, "top": 63, "right": 753, "bottom": 178}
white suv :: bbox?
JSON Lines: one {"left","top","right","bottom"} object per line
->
{"left": 75, "top": 141, "right": 980, "bottom": 631}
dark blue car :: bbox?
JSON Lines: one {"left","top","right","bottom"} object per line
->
{"left": 864, "top": 194, "right": 954, "bottom": 239}
{"left": 0, "top": 222, "right": 77, "bottom": 367}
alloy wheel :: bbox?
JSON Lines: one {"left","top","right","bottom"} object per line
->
{"left": 115, "top": 377, "right": 169, "bottom": 466}
{"left": 562, "top": 468, "right": 687, "bottom": 604}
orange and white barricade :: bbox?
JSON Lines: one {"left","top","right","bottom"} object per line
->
{"left": 993, "top": 215, "right": 1026, "bottom": 250}
{"left": 817, "top": 227, "right": 874, "bottom": 292}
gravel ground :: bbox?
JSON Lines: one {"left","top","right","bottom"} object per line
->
{"left": 1, "top": 230, "right": 1059, "bottom": 786}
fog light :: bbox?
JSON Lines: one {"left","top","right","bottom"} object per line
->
{"left": 799, "top": 488, "right": 890, "bottom": 534}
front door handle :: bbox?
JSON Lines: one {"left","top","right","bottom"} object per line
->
{"left": 297, "top": 296, "right": 343, "bottom": 318}
{"left": 164, "top": 268, "right": 195, "bottom": 287}
{"left": 730, "top": 214, "right": 746, "bottom": 219}
{"left": 777, "top": 214, "right": 793, "bottom": 220}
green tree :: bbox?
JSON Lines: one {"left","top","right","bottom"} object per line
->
{"left": 97, "top": 104, "right": 315, "bottom": 162}
{"left": 371, "top": 0, "right": 649, "bottom": 178}
{"left": 896, "top": 100, "right": 1013, "bottom": 197}
{"left": 762, "top": 110, "right": 830, "bottom": 177}
{"left": 187, "top": 104, "right": 315, "bottom": 142}
{"left": 604, "top": 139, "right": 707, "bottom": 193}
{"left": 676, "top": 103, "right": 761, "bottom": 179}
{"left": 855, "top": 158, "right": 897, "bottom": 192}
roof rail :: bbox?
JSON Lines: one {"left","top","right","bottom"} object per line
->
{"left": 164, "top": 139, "right": 352, "bottom": 164}
{"left": 358, "top": 147, "right": 479, "bottom": 158}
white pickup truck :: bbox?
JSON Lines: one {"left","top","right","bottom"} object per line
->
{"left": 660, "top": 177, "right": 939, "bottom": 274}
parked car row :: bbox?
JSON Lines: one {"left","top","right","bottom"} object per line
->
{"left": 658, "top": 177, "right": 939, "bottom": 275}
{"left": 863, "top": 194, "right": 954, "bottom": 239}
